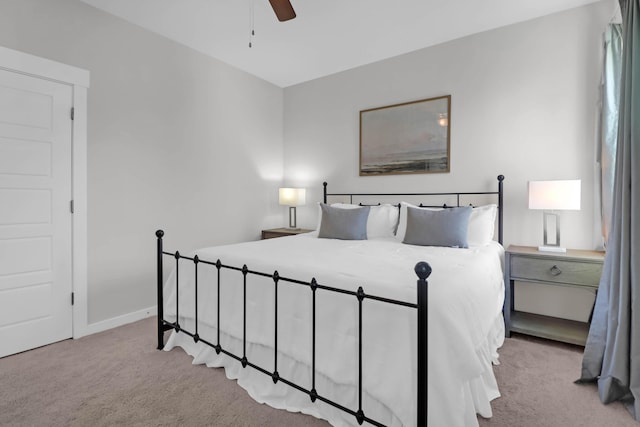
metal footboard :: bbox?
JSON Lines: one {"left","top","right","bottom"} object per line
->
{"left": 156, "top": 229, "right": 430, "bottom": 426}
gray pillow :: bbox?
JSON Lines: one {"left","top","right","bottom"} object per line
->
{"left": 403, "top": 206, "right": 472, "bottom": 248}
{"left": 318, "top": 204, "right": 370, "bottom": 240}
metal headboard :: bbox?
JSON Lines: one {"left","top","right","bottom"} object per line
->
{"left": 323, "top": 175, "right": 505, "bottom": 245}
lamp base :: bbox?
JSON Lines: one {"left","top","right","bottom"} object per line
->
{"left": 288, "top": 206, "right": 297, "bottom": 228}
{"left": 538, "top": 245, "right": 567, "bottom": 253}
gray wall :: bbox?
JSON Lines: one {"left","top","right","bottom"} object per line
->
{"left": 0, "top": 0, "right": 284, "bottom": 324}
{"left": 284, "top": 0, "right": 612, "bottom": 251}
{"left": 283, "top": 0, "right": 615, "bottom": 321}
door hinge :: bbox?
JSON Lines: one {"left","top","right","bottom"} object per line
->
{"left": 71, "top": 107, "right": 75, "bottom": 121}
{"left": 71, "top": 292, "right": 75, "bottom": 306}
{"left": 70, "top": 200, "right": 74, "bottom": 214}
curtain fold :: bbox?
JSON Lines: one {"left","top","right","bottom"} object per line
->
{"left": 579, "top": 0, "right": 640, "bottom": 421}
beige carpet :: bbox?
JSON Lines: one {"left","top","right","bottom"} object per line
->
{"left": 478, "top": 334, "right": 636, "bottom": 427}
{"left": 0, "top": 317, "right": 636, "bottom": 426}
{"left": 0, "top": 318, "right": 329, "bottom": 427}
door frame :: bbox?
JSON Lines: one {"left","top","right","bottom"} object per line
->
{"left": 0, "top": 45, "right": 90, "bottom": 339}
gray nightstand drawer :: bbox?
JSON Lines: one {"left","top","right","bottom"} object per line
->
{"left": 510, "top": 257, "right": 602, "bottom": 288}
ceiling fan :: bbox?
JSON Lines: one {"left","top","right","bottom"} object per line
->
{"left": 269, "top": 0, "right": 296, "bottom": 22}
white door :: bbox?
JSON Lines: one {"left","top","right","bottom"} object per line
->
{"left": 0, "top": 68, "right": 73, "bottom": 358}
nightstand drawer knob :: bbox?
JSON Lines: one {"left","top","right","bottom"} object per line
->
{"left": 550, "top": 265, "right": 562, "bottom": 276}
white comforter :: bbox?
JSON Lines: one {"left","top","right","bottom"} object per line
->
{"left": 163, "top": 233, "right": 505, "bottom": 427}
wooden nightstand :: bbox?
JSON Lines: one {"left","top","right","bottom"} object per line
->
{"left": 261, "top": 227, "right": 313, "bottom": 240}
{"left": 504, "top": 245, "right": 605, "bottom": 345}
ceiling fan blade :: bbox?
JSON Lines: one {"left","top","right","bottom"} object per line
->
{"left": 269, "top": 0, "right": 296, "bottom": 22}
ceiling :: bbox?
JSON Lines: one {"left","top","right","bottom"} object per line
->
{"left": 80, "top": 0, "right": 601, "bottom": 88}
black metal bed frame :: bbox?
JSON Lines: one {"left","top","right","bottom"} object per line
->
{"left": 156, "top": 175, "right": 504, "bottom": 427}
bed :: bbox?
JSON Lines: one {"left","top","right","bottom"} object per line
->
{"left": 156, "top": 175, "right": 505, "bottom": 427}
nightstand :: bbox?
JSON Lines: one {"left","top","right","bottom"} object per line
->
{"left": 261, "top": 227, "right": 313, "bottom": 240}
{"left": 504, "top": 245, "right": 605, "bottom": 345}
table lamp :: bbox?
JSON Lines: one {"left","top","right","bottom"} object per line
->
{"left": 279, "top": 188, "right": 306, "bottom": 229}
{"left": 528, "top": 180, "right": 581, "bottom": 253}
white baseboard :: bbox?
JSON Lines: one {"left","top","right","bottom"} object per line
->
{"left": 83, "top": 306, "right": 157, "bottom": 336}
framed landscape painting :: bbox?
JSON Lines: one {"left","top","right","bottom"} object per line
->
{"left": 359, "top": 95, "right": 451, "bottom": 176}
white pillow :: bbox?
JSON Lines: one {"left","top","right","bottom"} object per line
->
{"left": 396, "top": 202, "right": 497, "bottom": 246}
{"left": 467, "top": 204, "right": 497, "bottom": 246}
{"left": 330, "top": 203, "right": 399, "bottom": 238}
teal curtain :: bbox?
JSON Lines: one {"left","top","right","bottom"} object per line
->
{"left": 599, "top": 24, "right": 622, "bottom": 243}
{"left": 579, "top": 0, "right": 640, "bottom": 421}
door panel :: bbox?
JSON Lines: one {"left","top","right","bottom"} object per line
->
{"left": 0, "top": 189, "right": 51, "bottom": 224}
{"left": 0, "top": 83, "right": 53, "bottom": 129}
{"left": 0, "top": 137, "right": 52, "bottom": 176}
{"left": 0, "top": 283, "right": 53, "bottom": 326}
{"left": 0, "top": 237, "right": 52, "bottom": 276}
{"left": 0, "top": 68, "right": 73, "bottom": 358}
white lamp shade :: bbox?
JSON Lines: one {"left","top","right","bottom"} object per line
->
{"left": 528, "top": 180, "right": 581, "bottom": 210}
{"left": 279, "top": 188, "right": 306, "bottom": 206}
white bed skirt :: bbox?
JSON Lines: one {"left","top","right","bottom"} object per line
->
{"left": 163, "top": 313, "right": 504, "bottom": 427}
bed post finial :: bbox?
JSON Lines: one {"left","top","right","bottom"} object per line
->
{"left": 156, "top": 230, "right": 165, "bottom": 350}
{"left": 415, "top": 261, "right": 430, "bottom": 426}
{"left": 415, "top": 261, "right": 432, "bottom": 280}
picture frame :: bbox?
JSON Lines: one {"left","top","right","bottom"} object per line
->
{"left": 359, "top": 95, "right": 451, "bottom": 176}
